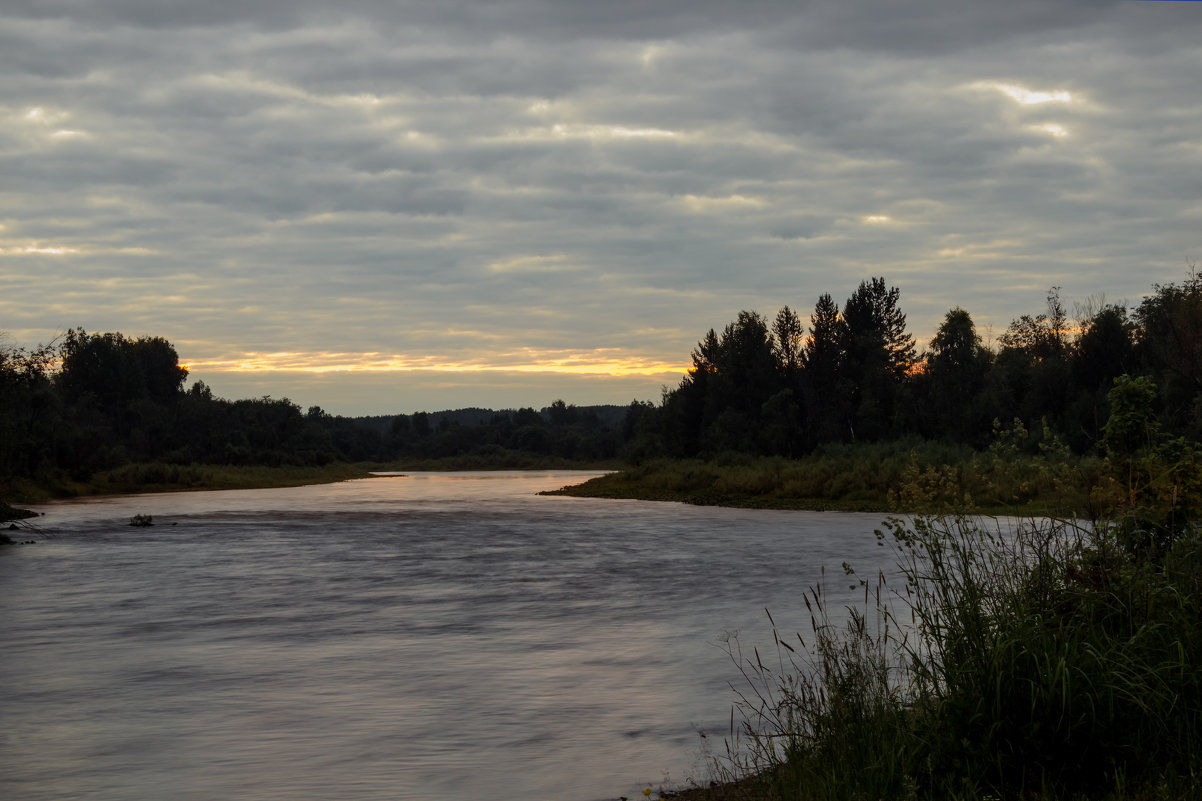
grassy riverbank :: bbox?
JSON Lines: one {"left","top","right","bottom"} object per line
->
{"left": 3, "top": 461, "right": 373, "bottom": 507}
{"left": 369, "top": 454, "right": 622, "bottom": 471}
{"left": 653, "top": 514, "right": 1202, "bottom": 801}
{"left": 1, "top": 458, "right": 618, "bottom": 519}
{"left": 550, "top": 440, "right": 1102, "bottom": 517}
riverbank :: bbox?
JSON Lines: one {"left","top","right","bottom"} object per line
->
{"left": 1, "top": 460, "right": 621, "bottom": 516}
{"left": 368, "top": 455, "right": 622, "bottom": 471}
{"left": 2, "top": 461, "right": 374, "bottom": 508}
{"left": 548, "top": 447, "right": 1101, "bottom": 518}
{"left": 1, "top": 501, "right": 39, "bottom": 522}
{"left": 638, "top": 513, "right": 1202, "bottom": 801}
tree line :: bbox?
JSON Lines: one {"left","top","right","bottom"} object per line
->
{"left": 0, "top": 327, "right": 631, "bottom": 493}
{"left": 3, "top": 271, "right": 1200, "bottom": 494}
{"left": 633, "top": 272, "right": 1202, "bottom": 460}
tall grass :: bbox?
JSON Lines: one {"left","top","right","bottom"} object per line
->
{"left": 48, "top": 461, "right": 372, "bottom": 497}
{"left": 706, "top": 516, "right": 1202, "bottom": 801}
{"left": 556, "top": 439, "right": 1101, "bottom": 515}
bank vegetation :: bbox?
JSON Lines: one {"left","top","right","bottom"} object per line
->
{"left": 641, "top": 375, "right": 1202, "bottom": 799}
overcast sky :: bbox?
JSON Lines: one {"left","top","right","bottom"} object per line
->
{"left": 3, "top": 0, "right": 1200, "bottom": 414}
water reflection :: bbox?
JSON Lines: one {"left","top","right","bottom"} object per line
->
{"left": 0, "top": 472, "right": 896, "bottom": 801}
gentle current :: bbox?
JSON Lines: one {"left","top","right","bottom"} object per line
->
{"left": 0, "top": 471, "right": 899, "bottom": 801}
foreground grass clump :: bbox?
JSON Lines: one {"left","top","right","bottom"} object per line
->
{"left": 700, "top": 516, "right": 1202, "bottom": 801}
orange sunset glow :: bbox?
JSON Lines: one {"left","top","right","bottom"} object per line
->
{"left": 185, "top": 349, "right": 690, "bottom": 378}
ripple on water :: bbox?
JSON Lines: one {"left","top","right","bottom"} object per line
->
{"left": 0, "top": 472, "right": 896, "bottom": 801}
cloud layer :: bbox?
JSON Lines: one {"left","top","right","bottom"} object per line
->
{"left": 3, "top": 0, "right": 1200, "bottom": 413}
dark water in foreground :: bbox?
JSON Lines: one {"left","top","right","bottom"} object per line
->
{"left": 0, "top": 472, "right": 897, "bottom": 801}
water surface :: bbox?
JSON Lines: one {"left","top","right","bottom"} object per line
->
{"left": 0, "top": 471, "right": 897, "bottom": 801}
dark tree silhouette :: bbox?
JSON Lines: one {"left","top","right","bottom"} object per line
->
{"left": 840, "top": 277, "right": 916, "bottom": 440}
{"left": 1135, "top": 271, "right": 1202, "bottom": 436}
{"left": 771, "top": 305, "right": 805, "bottom": 377}
{"left": 802, "top": 293, "right": 844, "bottom": 444}
{"left": 924, "top": 307, "right": 992, "bottom": 443}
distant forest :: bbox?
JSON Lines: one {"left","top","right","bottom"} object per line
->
{"left": 2, "top": 271, "right": 1200, "bottom": 493}
{"left": 651, "top": 272, "right": 1202, "bottom": 460}
{"left": 0, "top": 327, "right": 631, "bottom": 488}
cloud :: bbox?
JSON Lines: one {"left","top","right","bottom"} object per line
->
{"left": 2, "top": 0, "right": 1200, "bottom": 412}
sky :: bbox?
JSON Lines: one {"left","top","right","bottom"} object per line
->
{"left": 3, "top": 0, "right": 1201, "bottom": 415}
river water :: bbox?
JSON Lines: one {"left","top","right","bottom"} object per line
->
{"left": 0, "top": 471, "right": 900, "bottom": 801}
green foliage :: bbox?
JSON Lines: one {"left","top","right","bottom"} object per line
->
{"left": 922, "top": 308, "right": 993, "bottom": 445}
{"left": 1075, "top": 305, "right": 1136, "bottom": 394}
{"left": 1102, "top": 375, "right": 1161, "bottom": 459}
{"left": 634, "top": 383, "right": 1201, "bottom": 801}
{"left": 843, "top": 276, "right": 917, "bottom": 383}
{"left": 8, "top": 269, "right": 1202, "bottom": 506}
{"left": 554, "top": 441, "right": 1095, "bottom": 516}
{"left": 1097, "top": 376, "right": 1202, "bottom": 554}
{"left": 1, "top": 327, "right": 632, "bottom": 499}
{"left": 90, "top": 461, "right": 371, "bottom": 493}
{"left": 667, "top": 311, "right": 784, "bottom": 456}
{"left": 771, "top": 306, "right": 805, "bottom": 377}
{"left": 711, "top": 516, "right": 1202, "bottom": 801}
{"left": 656, "top": 274, "right": 1202, "bottom": 461}
{"left": 802, "top": 294, "right": 844, "bottom": 445}
{"left": 0, "top": 334, "right": 58, "bottom": 484}
{"left": 59, "top": 328, "right": 188, "bottom": 410}
{"left": 1134, "top": 269, "right": 1202, "bottom": 436}
{"left": 839, "top": 277, "right": 916, "bottom": 442}
{"left": 666, "top": 278, "right": 920, "bottom": 455}
{"left": 997, "top": 287, "right": 1069, "bottom": 359}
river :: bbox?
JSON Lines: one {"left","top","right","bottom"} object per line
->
{"left": 0, "top": 471, "right": 900, "bottom": 801}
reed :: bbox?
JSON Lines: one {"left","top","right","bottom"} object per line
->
{"left": 700, "top": 515, "right": 1202, "bottom": 801}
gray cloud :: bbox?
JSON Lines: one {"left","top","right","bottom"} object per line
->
{"left": 2, "top": 1, "right": 1200, "bottom": 413}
